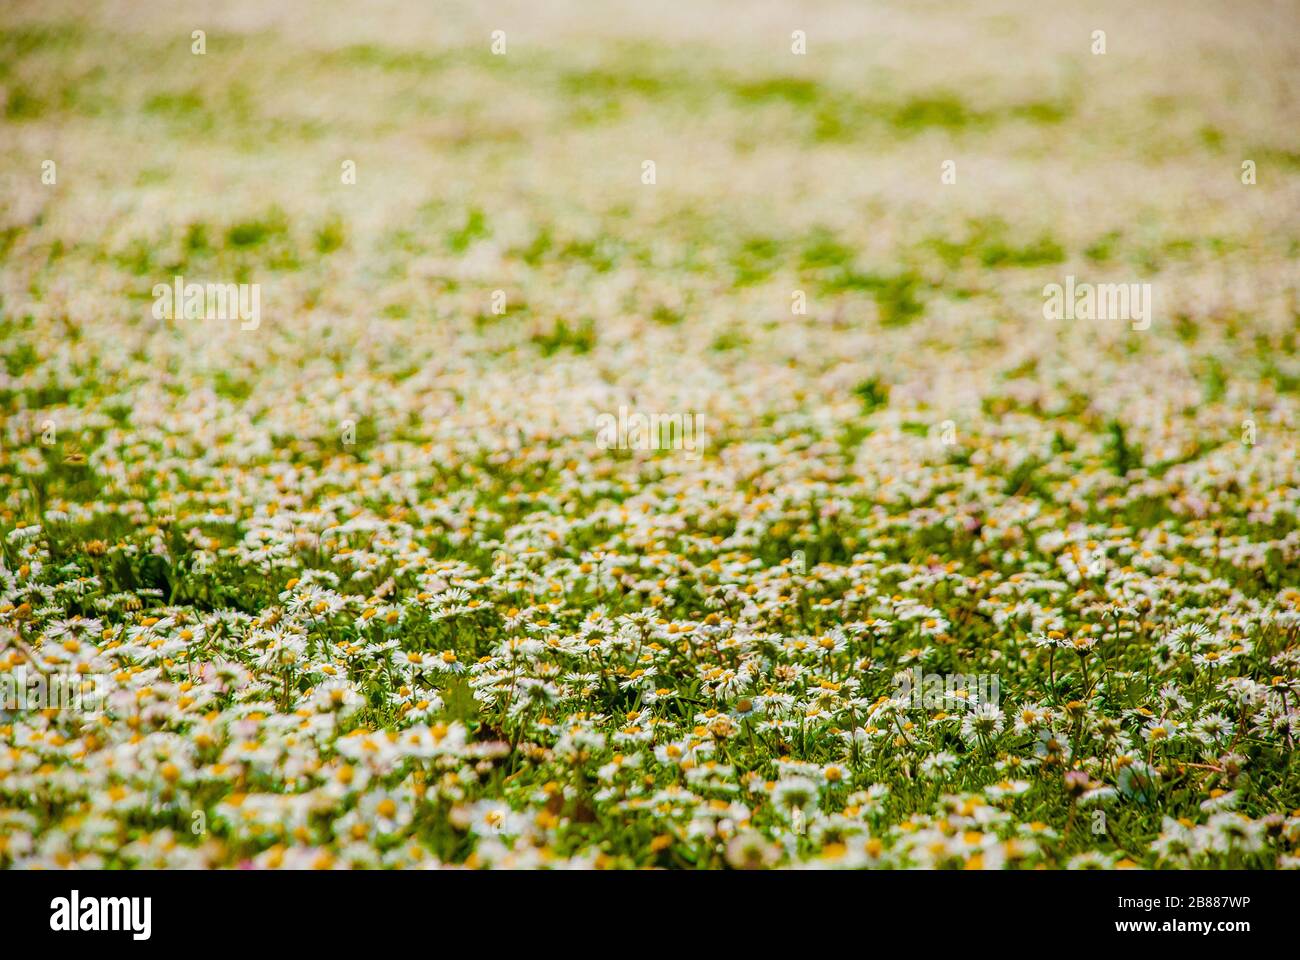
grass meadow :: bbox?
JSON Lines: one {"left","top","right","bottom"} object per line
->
{"left": 1, "top": 0, "right": 1298, "bottom": 869}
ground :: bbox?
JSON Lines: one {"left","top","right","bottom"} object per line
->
{"left": 1, "top": 0, "right": 1298, "bottom": 869}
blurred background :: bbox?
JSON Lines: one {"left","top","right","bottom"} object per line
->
{"left": 1, "top": 0, "right": 1297, "bottom": 477}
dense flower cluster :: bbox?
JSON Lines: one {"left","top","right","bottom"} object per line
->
{"left": 1, "top": 1, "right": 1298, "bottom": 868}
